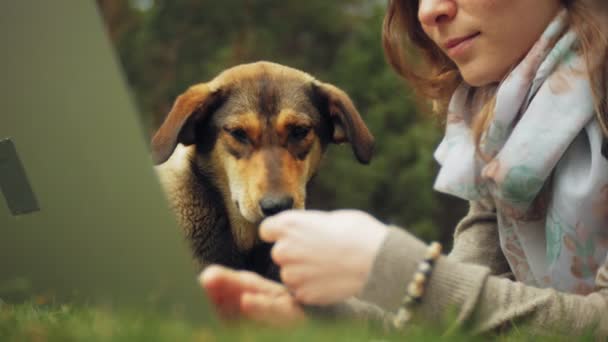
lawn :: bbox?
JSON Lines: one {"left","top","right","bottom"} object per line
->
{"left": 0, "top": 299, "right": 589, "bottom": 341}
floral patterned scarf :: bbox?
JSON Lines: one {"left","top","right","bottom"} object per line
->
{"left": 434, "top": 9, "right": 608, "bottom": 294}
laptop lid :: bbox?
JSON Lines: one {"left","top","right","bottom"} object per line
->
{"left": 0, "top": 0, "right": 207, "bottom": 318}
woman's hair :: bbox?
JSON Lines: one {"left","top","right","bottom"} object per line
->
{"left": 383, "top": 0, "right": 608, "bottom": 159}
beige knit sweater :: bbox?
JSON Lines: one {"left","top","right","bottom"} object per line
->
{"left": 317, "top": 201, "right": 608, "bottom": 338}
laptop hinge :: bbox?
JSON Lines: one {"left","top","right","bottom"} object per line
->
{"left": 0, "top": 138, "right": 40, "bottom": 216}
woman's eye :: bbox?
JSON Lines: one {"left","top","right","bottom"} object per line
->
{"left": 226, "top": 128, "right": 249, "bottom": 144}
{"left": 290, "top": 126, "right": 311, "bottom": 141}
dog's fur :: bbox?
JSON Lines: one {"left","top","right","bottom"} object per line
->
{"left": 151, "top": 61, "right": 374, "bottom": 280}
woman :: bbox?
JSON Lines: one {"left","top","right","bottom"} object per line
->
{"left": 201, "top": 0, "right": 608, "bottom": 337}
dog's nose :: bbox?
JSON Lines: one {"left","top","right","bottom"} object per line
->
{"left": 259, "top": 195, "right": 294, "bottom": 217}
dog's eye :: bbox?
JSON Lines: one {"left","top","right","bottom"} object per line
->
{"left": 289, "top": 126, "right": 311, "bottom": 141}
{"left": 225, "top": 128, "right": 249, "bottom": 144}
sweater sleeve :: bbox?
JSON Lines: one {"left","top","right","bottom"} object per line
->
{"left": 446, "top": 201, "right": 511, "bottom": 277}
{"left": 358, "top": 226, "right": 608, "bottom": 338}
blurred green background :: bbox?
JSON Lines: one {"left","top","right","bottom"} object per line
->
{"left": 95, "top": 0, "right": 467, "bottom": 246}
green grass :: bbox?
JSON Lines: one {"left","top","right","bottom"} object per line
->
{"left": 0, "top": 300, "right": 592, "bottom": 341}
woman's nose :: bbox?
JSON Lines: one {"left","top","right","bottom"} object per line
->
{"left": 418, "top": 0, "right": 457, "bottom": 27}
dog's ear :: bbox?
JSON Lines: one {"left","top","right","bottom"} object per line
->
{"left": 151, "top": 83, "right": 227, "bottom": 165}
{"left": 312, "top": 81, "right": 375, "bottom": 164}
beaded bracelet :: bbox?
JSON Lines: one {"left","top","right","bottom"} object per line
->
{"left": 391, "top": 241, "right": 442, "bottom": 329}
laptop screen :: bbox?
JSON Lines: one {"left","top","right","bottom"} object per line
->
{"left": 0, "top": 0, "right": 207, "bottom": 319}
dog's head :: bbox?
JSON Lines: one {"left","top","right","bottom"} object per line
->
{"left": 151, "top": 61, "right": 374, "bottom": 226}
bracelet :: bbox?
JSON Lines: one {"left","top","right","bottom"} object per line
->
{"left": 391, "top": 241, "right": 442, "bottom": 329}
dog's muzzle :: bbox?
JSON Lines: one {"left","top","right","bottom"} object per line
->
{"left": 259, "top": 195, "right": 294, "bottom": 217}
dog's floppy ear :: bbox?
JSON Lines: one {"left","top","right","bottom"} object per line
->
{"left": 312, "top": 81, "right": 375, "bottom": 164}
{"left": 151, "top": 83, "right": 226, "bottom": 165}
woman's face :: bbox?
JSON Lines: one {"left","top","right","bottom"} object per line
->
{"left": 418, "top": 0, "right": 562, "bottom": 86}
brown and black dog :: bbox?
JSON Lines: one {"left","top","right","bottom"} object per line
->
{"left": 151, "top": 61, "right": 374, "bottom": 281}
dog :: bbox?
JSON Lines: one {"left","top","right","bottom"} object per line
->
{"left": 151, "top": 61, "right": 374, "bottom": 281}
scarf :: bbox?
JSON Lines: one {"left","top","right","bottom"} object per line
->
{"left": 434, "top": 9, "right": 608, "bottom": 294}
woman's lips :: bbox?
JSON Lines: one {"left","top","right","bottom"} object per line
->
{"left": 444, "top": 32, "right": 480, "bottom": 49}
{"left": 445, "top": 32, "right": 480, "bottom": 58}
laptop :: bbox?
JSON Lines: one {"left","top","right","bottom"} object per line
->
{"left": 0, "top": 1, "right": 207, "bottom": 319}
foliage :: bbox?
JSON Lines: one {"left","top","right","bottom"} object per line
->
{"left": 96, "top": 0, "right": 467, "bottom": 244}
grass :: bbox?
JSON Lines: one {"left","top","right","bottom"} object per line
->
{"left": 0, "top": 299, "right": 594, "bottom": 341}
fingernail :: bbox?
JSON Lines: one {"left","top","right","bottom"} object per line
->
{"left": 198, "top": 266, "right": 218, "bottom": 285}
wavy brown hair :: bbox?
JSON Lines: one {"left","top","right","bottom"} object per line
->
{"left": 382, "top": 0, "right": 608, "bottom": 158}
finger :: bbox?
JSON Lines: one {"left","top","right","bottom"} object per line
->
{"left": 199, "top": 266, "right": 283, "bottom": 320}
{"left": 199, "top": 265, "right": 285, "bottom": 296}
{"left": 259, "top": 216, "right": 289, "bottom": 243}
{"left": 198, "top": 264, "right": 224, "bottom": 289}
{"left": 241, "top": 293, "right": 306, "bottom": 326}
{"left": 293, "top": 284, "right": 326, "bottom": 306}
{"left": 260, "top": 209, "right": 324, "bottom": 242}
{"left": 240, "top": 292, "right": 271, "bottom": 318}
{"left": 237, "top": 270, "right": 288, "bottom": 295}
{"left": 293, "top": 277, "right": 354, "bottom": 306}
{"left": 198, "top": 265, "right": 239, "bottom": 293}
{"left": 279, "top": 264, "right": 316, "bottom": 288}
{"left": 198, "top": 266, "right": 243, "bottom": 319}
{"left": 270, "top": 240, "right": 305, "bottom": 265}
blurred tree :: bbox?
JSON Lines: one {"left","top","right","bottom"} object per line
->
{"left": 96, "top": 0, "right": 467, "bottom": 246}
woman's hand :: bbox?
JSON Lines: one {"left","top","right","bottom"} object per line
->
{"left": 260, "top": 210, "right": 388, "bottom": 306}
{"left": 199, "top": 264, "right": 306, "bottom": 326}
